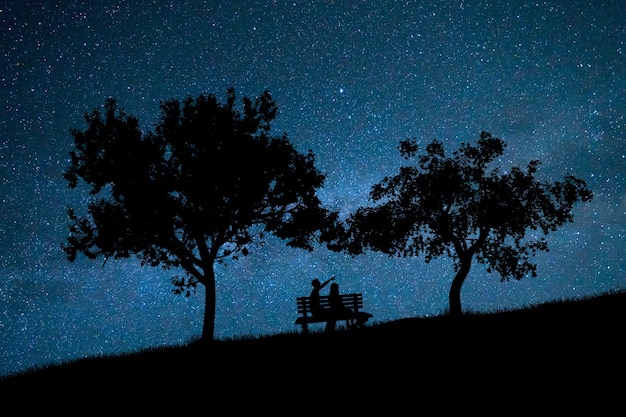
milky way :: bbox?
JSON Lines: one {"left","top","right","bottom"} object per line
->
{"left": 1, "top": 1, "right": 624, "bottom": 377}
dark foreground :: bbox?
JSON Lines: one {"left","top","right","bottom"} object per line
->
{"left": 2, "top": 291, "right": 625, "bottom": 412}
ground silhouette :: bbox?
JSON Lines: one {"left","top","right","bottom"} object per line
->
{"left": 1, "top": 290, "right": 624, "bottom": 412}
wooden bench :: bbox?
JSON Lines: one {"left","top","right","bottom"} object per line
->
{"left": 295, "top": 293, "right": 373, "bottom": 333}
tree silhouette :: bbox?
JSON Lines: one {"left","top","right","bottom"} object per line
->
{"left": 334, "top": 131, "right": 593, "bottom": 317}
{"left": 63, "top": 88, "right": 336, "bottom": 341}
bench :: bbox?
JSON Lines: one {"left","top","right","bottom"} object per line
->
{"left": 295, "top": 293, "right": 373, "bottom": 333}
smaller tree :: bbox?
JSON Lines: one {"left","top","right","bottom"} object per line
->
{"left": 336, "top": 131, "right": 593, "bottom": 317}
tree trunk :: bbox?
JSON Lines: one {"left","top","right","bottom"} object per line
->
{"left": 448, "top": 255, "right": 472, "bottom": 318}
{"left": 201, "top": 260, "right": 216, "bottom": 341}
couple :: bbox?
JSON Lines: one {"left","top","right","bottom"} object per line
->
{"left": 309, "top": 276, "right": 357, "bottom": 332}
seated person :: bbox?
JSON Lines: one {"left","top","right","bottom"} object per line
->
{"left": 328, "top": 282, "right": 356, "bottom": 328}
{"left": 309, "top": 276, "right": 334, "bottom": 318}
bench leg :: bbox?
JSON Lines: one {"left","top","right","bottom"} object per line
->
{"left": 325, "top": 320, "right": 337, "bottom": 333}
{"left": 302, "top": 323, "right": 309, "bottom": 334}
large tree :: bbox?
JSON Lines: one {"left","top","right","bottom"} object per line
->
{"left": 63, "top": 88, "right": 336, "bottom": 341}
{"left": 336, "top": 131, "right": 593, "bottom": 317}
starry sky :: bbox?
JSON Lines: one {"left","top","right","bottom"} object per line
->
{"left": 1, "top": 0, "right": 625, "bottom": 377}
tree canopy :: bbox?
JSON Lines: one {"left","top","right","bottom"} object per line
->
{"left": 63, "top": 88, "right": 336, "bottom": 340}
{"left": 333, "top": 131, "right": 593, "bottom": 317}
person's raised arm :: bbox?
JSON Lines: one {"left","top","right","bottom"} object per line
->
{"left": 321, "top": 275, "right": 336, "bottom": 288}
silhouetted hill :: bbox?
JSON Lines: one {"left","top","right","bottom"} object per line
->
{"left": 2, "top": 290, "right": 624, "bottom": 412}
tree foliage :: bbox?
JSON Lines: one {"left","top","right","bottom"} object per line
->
{"left": 63, "top": 88, "right": 336, "bottom": 340}
{"left": 336, "top": 131, "right": 593, "bottom": 316}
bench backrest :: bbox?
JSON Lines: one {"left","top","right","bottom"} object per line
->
{"left": 296, "top": 293, "right": 364, "bottom": 315}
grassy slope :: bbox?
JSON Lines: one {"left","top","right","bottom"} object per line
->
{"left": 1, "top": 290, "right": 624, "bottom": 411}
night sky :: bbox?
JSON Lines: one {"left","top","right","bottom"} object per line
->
{"left": 2, "top": 1, "right": 624, "bottom": 377}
